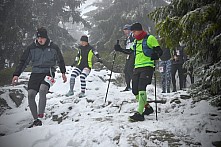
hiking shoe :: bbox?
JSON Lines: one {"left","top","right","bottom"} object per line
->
{"left": 143, "top": 106, "right": 154, "bottom": 115}
{"left": 129, "top": 112, "right": 144, "bottom": 122}
{"left": 65, "top": 91, "right": 74, "bottom": 97}
{"left": 77, "top": 92, "right": 85, "bottom": 98}
{"left": 172, "top": 88, "right": 177, "bottom": 92}
{"left": 28, "top": 119, "right": 42, "bottom": 128}
{"left": 121, "top": 87, "right": 131, "bottom": 92}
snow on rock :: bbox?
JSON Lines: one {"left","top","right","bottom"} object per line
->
{"left": 0, "top": 67, "right": 220, "bottom": 147}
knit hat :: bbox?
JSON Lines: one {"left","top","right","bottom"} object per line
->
{"left": 80, "top": 35, "right": 88, "bottom": 42}
{"left": 130, "top": 23, "right": 143, "bottom": 31}
{"left": 123, "top": 24, "right": 131, "bottom": 30}
{"left": 36, "top": 27, "right": 48, "bottom": 38}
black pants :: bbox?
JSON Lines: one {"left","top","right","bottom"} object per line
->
{"left": 132, "top": 67, "right": 154, "bottom": 96}
{"left": 124, "top": 55, "right": 134, "bottom": 88}
{"left": 28, "top": 73, "right": 50, "bottom": 91}
{"left": 171, "top": 64, "right": 184, "bottom": 91}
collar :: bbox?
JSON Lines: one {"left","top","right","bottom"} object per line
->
{"left": 134, "top": 31, "right": 147, "bottom": 40}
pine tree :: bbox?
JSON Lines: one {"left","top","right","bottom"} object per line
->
{"left": 83, "top": 0, "right": 167, "bottom": 71}
{"left": 149, "top": 0, "right": 221, "bottom": 106}
{"left": 0, "top": 0, "right": 88, "bottom": 70}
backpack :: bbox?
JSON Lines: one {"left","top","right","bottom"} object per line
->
{"left": 133, "top": 34, "right": 153, "bottom": 57}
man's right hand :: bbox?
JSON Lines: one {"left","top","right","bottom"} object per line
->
{"left": 12, "top": 76, "right": 19, "bottom": 85}
{"left": 114, "top": 44, "right": 122, "bottom": 51}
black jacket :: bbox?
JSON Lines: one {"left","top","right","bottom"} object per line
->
{"left": 75, "top": 44, "right": 99, "bottom": 70}
{"left": 13, "top": 39, "right": 66, "bottom": 76}
{"left": 160, "top": 48, "right": 171, "bottom": 61}
{"left": 172, "top": 46, "right": 187, "bottom": 64}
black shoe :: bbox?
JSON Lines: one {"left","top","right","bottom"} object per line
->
{"left": 143, "top": 106, "right": 154, "bottom": 115}
{"left": 167, "top": 89, "right": 170, "bottom": 93}
{"left": 172, "top": 89, "right": 177, "bottom": 92}
{"left": 28, "top": 119, "right": 42, "bottom": 128}
{"left": 121, "top": 87, "right": 131, "bottom": 92}
{"left": 129, "top": 112, "right": 144, "bottom": 122}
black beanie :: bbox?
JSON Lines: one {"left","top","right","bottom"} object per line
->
{"left": 36, "top": 27, "right": 48, "bottom": 38}
{"left": 130, "top": 23, "right": 143, "bottom": 31}
{"left": 80, "top": 35, "right": 88, "bottom": 42}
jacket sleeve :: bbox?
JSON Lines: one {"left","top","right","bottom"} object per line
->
{"left": 13, "top": 47, "right": 31, "bottom": 77}
{"left": 54, "top": 44, "right": 66, "bottom": 73}
{"left": 91, "top": 47, "right": 101, "bottom": 59}
{"left": 153, "top": 46, "right": 163, "bottom": 57}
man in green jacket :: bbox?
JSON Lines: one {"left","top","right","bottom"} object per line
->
{"left": 114, "top": 23, "right": 162, "bottom": 121}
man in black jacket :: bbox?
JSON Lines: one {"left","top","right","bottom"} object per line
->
{"left": 12, "top": 27, "right": 67, "bottom": 127}
{"left": 171, "top": 45, "right": 186, "bottom": 92}
{"left": 121, "top": 24, "right": 135, "bottom": 92}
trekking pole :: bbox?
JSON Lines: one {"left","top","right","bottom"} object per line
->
{"left": 154, "top": 61, "right": 158, "bottom": 121}
{"left": 104, "top": 40, "right": 119, "bottom": 103}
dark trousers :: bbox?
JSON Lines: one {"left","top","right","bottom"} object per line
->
{"left": 124, "top": 56, "right": 134, "bottom": 88}
{"left": 132, "top": 67, "right": 154, "bottom": 96}
{"left": 171, "top": 64, "right": 184, "bottom": 91}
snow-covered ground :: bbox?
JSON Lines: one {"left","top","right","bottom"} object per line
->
{"left": 0, "top": 66, "right": 220, "bottom": 147}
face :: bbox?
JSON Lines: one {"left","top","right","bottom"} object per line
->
{"left": 132, "top": 30, "right": 142, "bottom": 36}
{"left": 37, "top": 37, "right": 47, "bottom": 45}
{"left": 80, "top": 41, "right": 88, "bottom": 46}
{"left": 123, "top": 29, "right": 130, "bottom": 36}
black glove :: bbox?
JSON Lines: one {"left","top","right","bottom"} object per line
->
{"left": 151, "top": 52, "right": 159, "bottom": 60}
{"left": 97, "top": 58, "right": 103, "bottom": 63}
{"left": 114, "top": 44, "right": 122, "bottom": 51}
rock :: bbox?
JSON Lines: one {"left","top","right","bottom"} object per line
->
{"left": 57, "top": 117, "right": 62, "bottom": 124}
{"left": 212, "top": 141, "right": 221, "bottom": 147}
{"left": 170, "top": 98, "right": 181, "bottom": 104}
{"left": 0, "top": 133, "right": 5, "bottom": 136}
{"left": 0, "top": 97, "right": 11, "bottom": 116}
{"left": 52, "top": 115, "right": 58, "bottom": 121}
{"left": 9, "top": 89, "right": 25, "bottom": 107}
{"left": 0, "top": 91, "right": 4, "bottom": 95}
{"left": 149, "top": 130, "right": 182, "bottom": 146}
{"left": 205, "top": 129, "right": 218, "bottom": 133}
{"left": 93, "top": 62, "right": 104, "bottom": 71}
{"left": 180, "top": 94, "right": 191, "bottom": 100}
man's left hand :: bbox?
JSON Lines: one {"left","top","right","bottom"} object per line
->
{"left": 151, "top": 52, "right": 159, "bottom": 60}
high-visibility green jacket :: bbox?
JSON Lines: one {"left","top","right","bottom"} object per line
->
{"left": 131, "top": 35, "right": 159, "bottom": 68}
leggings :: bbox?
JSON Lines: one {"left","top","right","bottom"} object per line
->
{"left": 28, "top": 84, "right": 49, "bottom": 119}
{"left": 69, "top": 67, "right": 90, "bottom": 93}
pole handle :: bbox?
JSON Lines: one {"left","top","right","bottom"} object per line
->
{"left": 117, "top": 40, "right": 119, "bottom": 45}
